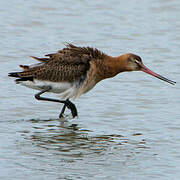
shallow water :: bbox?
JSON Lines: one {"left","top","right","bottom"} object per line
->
{"left": 1, "top": 0, "right": 180, "bottom": 179}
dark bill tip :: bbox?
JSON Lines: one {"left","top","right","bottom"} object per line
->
{"left": 141, "top": 64, "right": 176, "bottom": 85}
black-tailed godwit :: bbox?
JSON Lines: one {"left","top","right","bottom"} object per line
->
{"left": 9, "top": 44, "right": 176, "bottom": 118}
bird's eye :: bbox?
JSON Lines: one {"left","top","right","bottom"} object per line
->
{"left": 134, "top": 59, "right": 140, "bottom": 64}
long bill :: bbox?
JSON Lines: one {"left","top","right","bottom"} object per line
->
{"left": 140, "top": 64, "right": 176, "bottom": 85}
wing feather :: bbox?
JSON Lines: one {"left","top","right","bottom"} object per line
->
{"left": 9, "top": 44, "right": 107, "bottom": 83}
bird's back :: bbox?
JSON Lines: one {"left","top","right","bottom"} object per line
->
{"left": 10, "top": 44, "right": 106, "bottom": 82}
{"left": 9, "top": 43, "right": 108, "bottom": 99}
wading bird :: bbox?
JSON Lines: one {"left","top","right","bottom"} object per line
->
{"left": 9, "top": 44, "right": 176, "bottom": 118}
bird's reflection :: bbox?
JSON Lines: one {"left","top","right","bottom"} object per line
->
{"left": 21, "top": 118, "right": 148, "bottom": 158}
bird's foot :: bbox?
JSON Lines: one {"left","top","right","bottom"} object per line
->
{"left": 65, "top": 99, "right": 78, "bottom": 118}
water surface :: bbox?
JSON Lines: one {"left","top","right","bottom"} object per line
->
{"left": 1, "top": 0, "right": 180, "bottom": 179}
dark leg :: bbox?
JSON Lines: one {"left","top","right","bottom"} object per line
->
{"left": 35, "top": 87, "right": 78, "bottom": 118}
{"left": 59, "top": 104, "right": 66, "bottom": 118}
{"left": 59, "top": 99, "right": 78, "bottom": 118}
{"left": 63, "top": 99, "right": 78, "bottom": 118}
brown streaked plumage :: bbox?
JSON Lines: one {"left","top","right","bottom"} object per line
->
{"left": 8, "top": 43, "right": 176, "bottom": 119}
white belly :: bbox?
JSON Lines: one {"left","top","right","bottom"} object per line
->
{"left": 19, "top": 80, "right": 80, "bottom": 100}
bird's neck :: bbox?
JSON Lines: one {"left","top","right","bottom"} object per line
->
{"left": 97, "top": 56, "right": 127, "bottom": 80}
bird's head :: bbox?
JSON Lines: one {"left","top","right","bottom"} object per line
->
{"left": 123, "top": 53, "right": 176, "bottom": 85}
{"left": 125, "top": 53, "right": 143, "bottom": 71}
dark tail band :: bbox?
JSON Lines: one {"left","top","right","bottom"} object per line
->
{"left": 8, "top": 72, "right": 33, "bottom": 82}
{"left": 8, "top": 72, "right": 20, "bottom": 77}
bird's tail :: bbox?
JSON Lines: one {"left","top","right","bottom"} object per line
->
{"left": 8, "top": 72, "right": 33, "bottom": 83}
{"left": 8, "top": 72, "right": 20, "bottom": 78}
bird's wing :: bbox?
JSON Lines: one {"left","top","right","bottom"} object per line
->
{"left": 9, "top": 44, "right": 106, "bottom": 83}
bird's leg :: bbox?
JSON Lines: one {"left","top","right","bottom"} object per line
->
{"left": 59, "top": 99, "right": 78, "bottom": 118}
{"left": 59, "top": 104, "right": 66, "bottom": 118}
{"left": 34, "top": 87, "right": 78, "bottom": 118}
{"left": 59, "top": 99, "right": 77, "bottom": 118}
